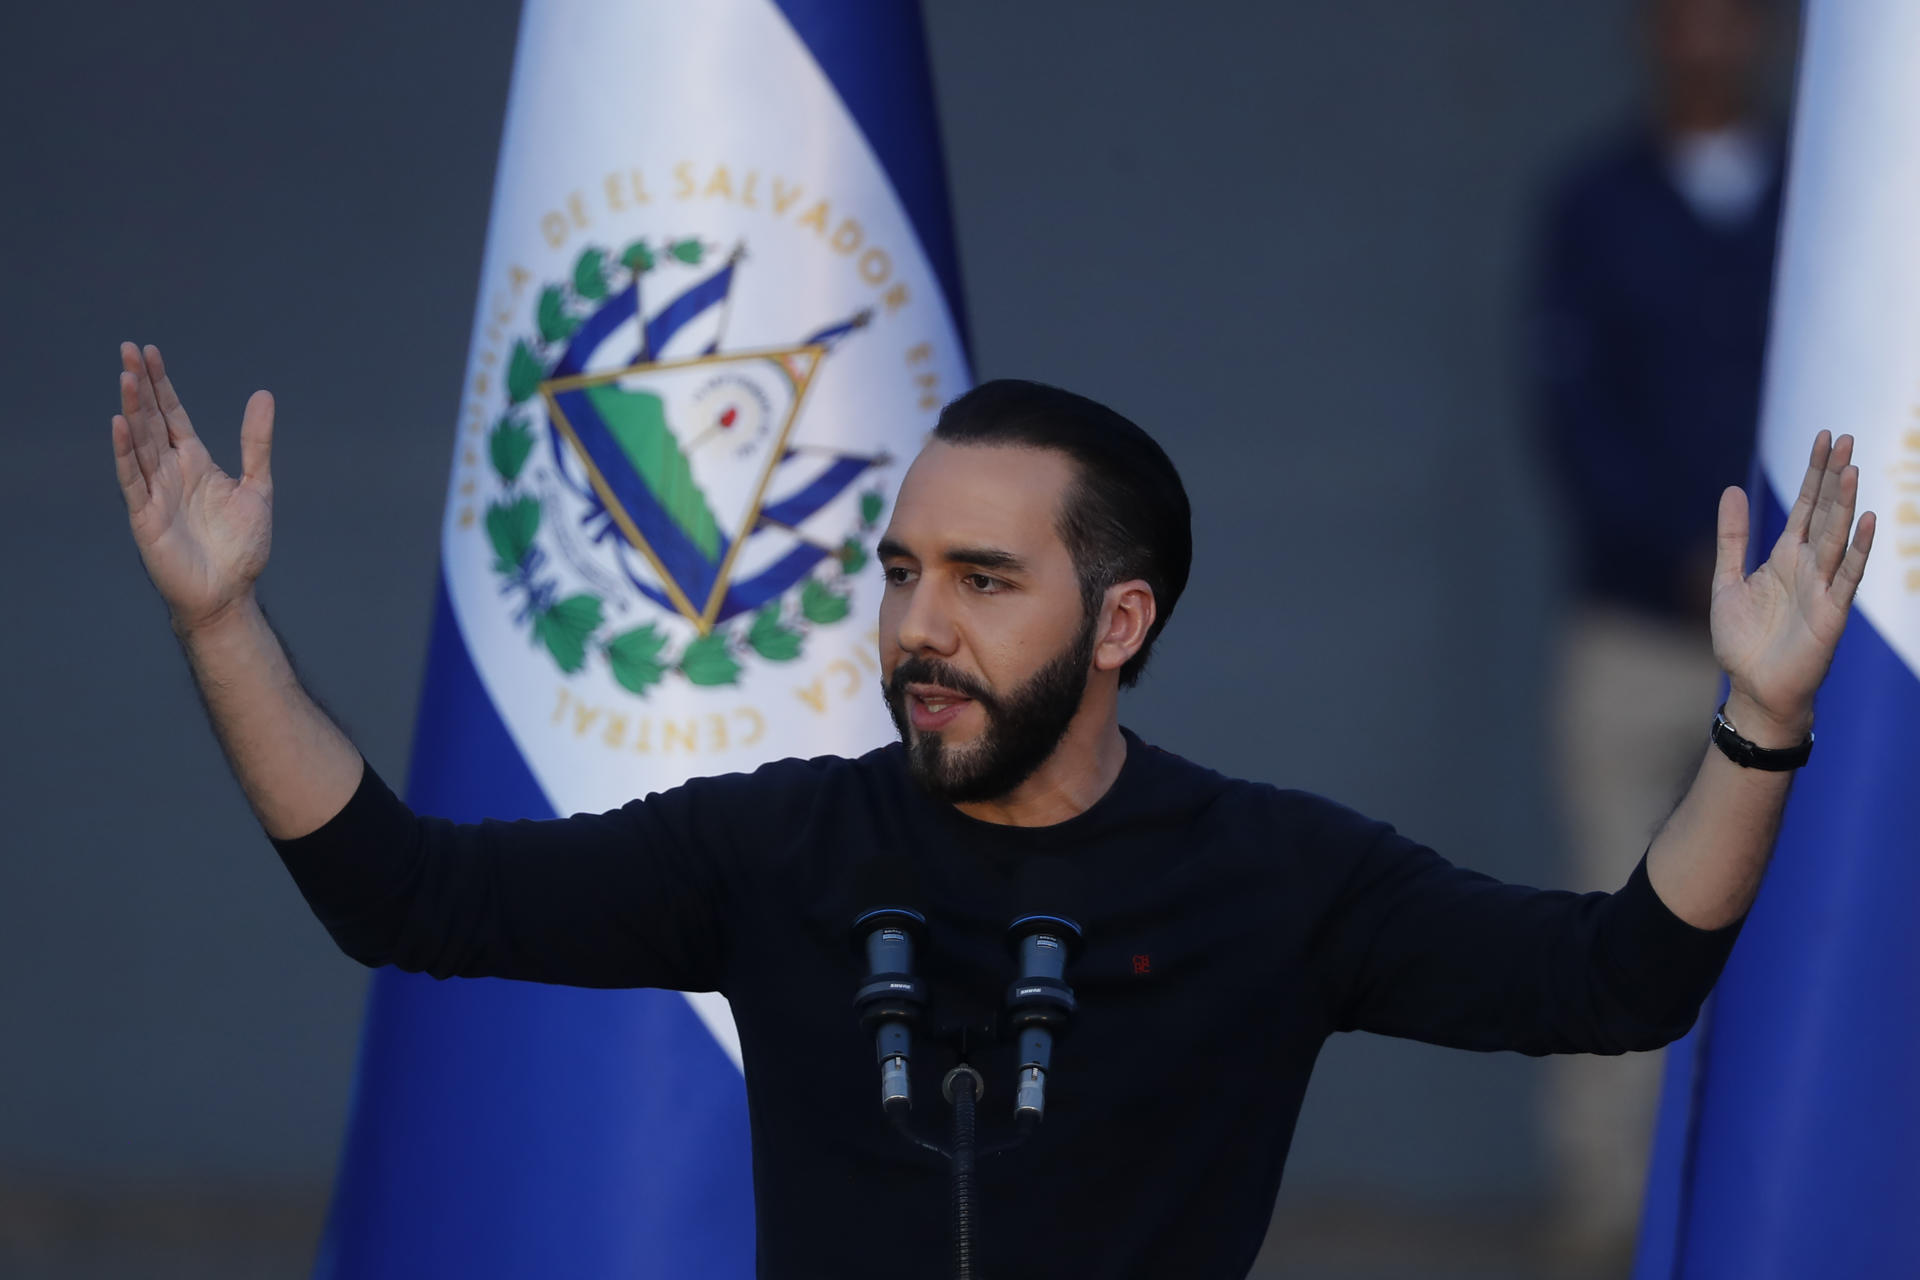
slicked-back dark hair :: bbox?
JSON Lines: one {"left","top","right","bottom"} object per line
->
{"left": 931, "top": 379, "right": 1192, "bottom": 687}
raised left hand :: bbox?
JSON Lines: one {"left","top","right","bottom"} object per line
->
{"left": 1710, "top": 431, "right": 1876, "bottom": 744}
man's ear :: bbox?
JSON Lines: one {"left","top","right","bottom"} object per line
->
{"left": 1093, "top": 579, "right": 1156, "bottom": 674}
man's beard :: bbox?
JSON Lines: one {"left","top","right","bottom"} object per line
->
{"left": 883, "top": 614, "right": 1098, "bottom": 805}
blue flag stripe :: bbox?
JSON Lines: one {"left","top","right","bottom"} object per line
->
{"left": 768, "top": 0, "right": 972, "bottom": 360}
{"left": 1633, "top": 481, "right": 1920, "bottom": 1278}
{"left": 316, "top": 575, "right": 756, "bottom": 1277}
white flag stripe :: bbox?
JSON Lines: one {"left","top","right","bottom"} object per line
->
{"left": 438, "top": 0, "right": 967, "bottom": 1069}
{"left": 1757, "top": 0, "right": 1920, "bottom": 677}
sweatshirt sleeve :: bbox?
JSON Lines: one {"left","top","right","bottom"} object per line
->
{"left": 269, "top": 757, "right": 761, "bottom": 993}
{"left": 1312, "top": 815, "right": 1744, "bottom": 1056}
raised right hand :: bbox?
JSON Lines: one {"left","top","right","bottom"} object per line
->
{"left": 112, "top": 343, "right": 276, "bottom": 634}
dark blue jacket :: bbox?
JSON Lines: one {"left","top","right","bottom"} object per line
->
{"left": 1529, "top": 126, "right": 1785, "bottom": 619}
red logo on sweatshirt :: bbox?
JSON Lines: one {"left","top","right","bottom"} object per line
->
{"left": 1132, "top": 954, "right": 1152, "bottom": 976}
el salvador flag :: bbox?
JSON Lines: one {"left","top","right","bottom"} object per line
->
{"left": 312, "top": 2, "right": 970, "bottom": 1275}
{"left": 1633, "top": 3, "right": 1920, "bottom": 1276}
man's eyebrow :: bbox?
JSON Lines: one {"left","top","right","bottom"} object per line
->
{"left": 876, "top": 538, "right": 1028, "bottom": 574}
{"left": 942, "top": 546, "right": 1027, "bottom": 573}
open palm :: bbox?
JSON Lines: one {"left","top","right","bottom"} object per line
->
{"left": 111, "top": 343, "right": 277, "bottom": 631}
{"left": 1710, "top": 431, "right": 1876, "bottom": 727}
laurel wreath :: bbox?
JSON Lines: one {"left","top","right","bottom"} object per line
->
{"left": 480, "top": 238, "right": 882, "bottom": 697}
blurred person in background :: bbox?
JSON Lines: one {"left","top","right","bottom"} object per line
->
{"left": 1527, "top": 0, "right": 1786, "bottom": 1261}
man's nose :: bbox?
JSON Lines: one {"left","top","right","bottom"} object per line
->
{"left": 894, "top": 579, "right": 959, "bottom": 657}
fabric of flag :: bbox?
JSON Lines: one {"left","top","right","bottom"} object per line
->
{"left": 312, "top": 2, "right": 970, "bottom": 1274}
{"left": 1633, "top": 4, "right": 1920, "bottom": 1276}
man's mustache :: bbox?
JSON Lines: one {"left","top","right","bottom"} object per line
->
{"left": 885, "top": 656, "right": 1000, "bottom": 716}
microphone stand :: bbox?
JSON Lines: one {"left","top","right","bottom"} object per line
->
{"left": 944, "top": 1065, "right": 982, "bottom": 1280}
{"left": 858, "top": 851, "right": 1084, "bottom": 1279}
{"left": 880, "top": 1060, "right": 1037, "bottom": 1280}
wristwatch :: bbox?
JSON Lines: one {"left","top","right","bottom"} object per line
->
{"left": 1710, "top": 702, "right": 1814, "bottom": 771}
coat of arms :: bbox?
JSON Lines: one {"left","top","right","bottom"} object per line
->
{"left": 480, "top": 238, "right": 888, "bottom": 696}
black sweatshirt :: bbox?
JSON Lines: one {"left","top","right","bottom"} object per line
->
{"left": 272, "top": 729, "right": 1741, "bottom": 1279}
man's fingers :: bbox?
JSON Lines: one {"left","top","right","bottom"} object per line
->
{"left": 1809, "top": 435, "right": 1856, "bottom": 578}
{"left": 1832, "top": 510, "right": 1876, "bottom": 612}
{"left": 143, "top": 344, "right": 200, "bottom": 443}
{"left": 239, "top": 390, "right": 275, "bottom": 488}
{"left": 1814, "top": 462, "right": 1860, "bottom": 582}
{"left": 120, "top": 366, "right": 162, "bottom": 482}
{"left": 130, "top": 340, "right": 163, "bottom": 422}
{"left": 111, "top": 415, "right": 149, "bottom": 514}
{"left": 120, "top": 342, "right": 169, "bottom": 464}
{"left": 1808, "top": 433, "right": 1853, "bottom": 535}
{"left": 1779, "top": 430, "right": 1831, "bottom": 547}
{"left": 1713, "top": 485, "right": 1749, "bottom": 595}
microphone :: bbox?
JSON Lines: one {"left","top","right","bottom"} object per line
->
{"left": 1004, "top": 857, "right": 1087, "bottom": 1125}
{"left": 850, "top": 857, "right": 928, "bottom": 1117}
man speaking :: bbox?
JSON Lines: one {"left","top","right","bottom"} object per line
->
{"left": 110, "top": 341, "right": 1874, "bottom": 1277}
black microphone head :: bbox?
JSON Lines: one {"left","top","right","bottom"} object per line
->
{"left": 848, "top": 855, "right": 926, "bottom": 947}
{"left": 1008, "top": 856, "right": 1088, "bottom": 950}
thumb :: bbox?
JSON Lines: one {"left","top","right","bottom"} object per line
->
{"left": 239, "top": 390, "right": 275, "bottom": 489}
{"left": 1714, "top": 485, "right": 1749, "bottom": 595}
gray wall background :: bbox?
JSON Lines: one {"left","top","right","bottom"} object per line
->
{"left": 3, "top": 0, "right": 1721, "bottom": 1267}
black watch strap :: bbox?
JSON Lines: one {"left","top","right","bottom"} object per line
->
{"left": 1710, "top": 702, "right": 1814, "bottom": 771}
